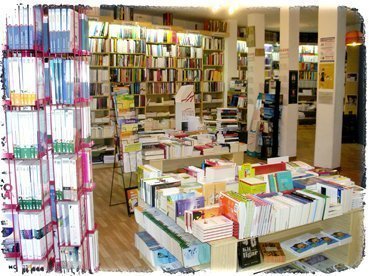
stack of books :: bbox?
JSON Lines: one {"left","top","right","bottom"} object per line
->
{"left": 192, "top": 216, "right": 233, "bottom": 242}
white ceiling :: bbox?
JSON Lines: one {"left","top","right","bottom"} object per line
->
{"left": 133, "top": 6, "right": 363, "bottom": 32}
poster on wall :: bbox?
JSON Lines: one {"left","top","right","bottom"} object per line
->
{"left": 125, "top": 187, "right": 138, "bottom": 216}
{"left": 318, "top": 63, "right": 335, "bottom": 90}
{"left": 247, "top": 26, "right": 255, "bottom": 47}
{"left": 344, "top": 95, "right": 358, "bottom": 115}
{"left": 319, "top": 37, "right": 335, "bottom": 62}
{"left": 288, "top": 70, "right": 298, "bottom": 104}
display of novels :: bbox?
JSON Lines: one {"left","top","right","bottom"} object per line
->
{"left": 110, "top": 39, "right": 145, "bottom": 53}
{"left": 146, "top": 44, "right": 177, "bottom": 57}
{"left": 163, "top": 12, "right": 173, "bottom": 26}
{"left": 110, "top": 68, "right": 146, "bottom": 83}
{"left": 89, "top": 21, "right": 109, "bottom": 38}
{"left": 135, "top": 207, "right": 211, "bottom": 268}
{"left": 109, "top": 24, "right": 144, "bottom": 40}
{"left": 19, "top": 207, "right": 54, "bottom": 260}
{"left": 147, "top": 56, "right": 176, "bottom": 68}
{"left": 3, "top": 5, "right": 98, "bottom": 273}
{"left": 203, "top": 37, "right": 223, "bottom": 50}
{"left": 259, "top": 242, "right": 286, "bottom": 263}
{"left": 203, "top": 20, "right": 227, "bottom": 33}
{"left": 6, "top": 110, "right": 47, "bottom": 158}
{"left": 111, "top": 54, "right": 145, "bottom": 67}
{"left": 177, "top": 58, "right": 202, "bottom": 69}
{"left": 177, "top": 33, "right": 202, "bottom": 47}
{"left": 202, "top": 81, "right": 224, "bottom": 93}
{"left": 15, "top": 159, "right": 49, "bottom": 210}
{"left": 4, "top": 56, "right": 45, "bottom": 106}
{"left": 48, "top": 7, "right": 89, "bottom": 53}
{"left": 203, "top": 52, "right": 224, "bottom": 66}
{"left": 6, "top": 5, "right": 44, "bottom": 50}
{"left": 238, "top": 238, "right": 261, "bottom": 268}
{"left": 203, "top": 69, "right": 222, "bottom": 81}
{"left": 49, "top": 58, "right": 90, "bottom": 103}
{"left": 147, "top": 69, "right": 176, "bottom": 82}
{"left": 51, "top": 107, "right": 91, "bottom": 153}
{"left": 90, "top": 54, "right": 109, "bottom": 66}
{"left": 146, "top": 29, "right": 177, "bottom": 44}
{"left": 89, "top": 38, "right": 110, "bottom": 53}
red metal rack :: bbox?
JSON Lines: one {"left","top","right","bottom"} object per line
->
{"left": 2, "top": 4, "right": 99, "bottom": 274}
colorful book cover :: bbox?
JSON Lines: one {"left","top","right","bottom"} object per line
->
{"left": 175, "top": 197, "right": 205, "bottom": 217}
{"left": 275, "top": 171, "right": 294, "bottom": 191}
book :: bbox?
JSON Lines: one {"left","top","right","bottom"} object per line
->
{"left": 259, "top": 242, "right": 286, "bottom": 263}
{"left": 238, "top": 238, "right": 261, "bottom": 268}
{"left": 275, "top": 171, "right": 294, "bottom": 191}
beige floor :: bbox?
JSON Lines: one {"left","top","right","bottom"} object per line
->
{"left": 93, "top": 125, "right": 364, "bottom": 271}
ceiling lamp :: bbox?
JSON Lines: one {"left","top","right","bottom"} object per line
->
{"left": 346, "top": 31, "right": 363, "bottom": 46}
{"left": 212, "top": 0, "right": 240, "bottom": 15}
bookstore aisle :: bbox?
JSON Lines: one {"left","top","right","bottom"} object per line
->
{"left": 91, "top": 123, "right": 363, "bottom": 272}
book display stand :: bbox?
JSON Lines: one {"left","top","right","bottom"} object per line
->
{"left": 109, "top": 91, "right": 142, "bottom": 207}
{"left": 2, "top": 4, "right": 99, "bottom": 273}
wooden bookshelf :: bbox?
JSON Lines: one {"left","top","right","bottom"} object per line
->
{"left": 207, "top": 208, "right": 364, "bottom": 272}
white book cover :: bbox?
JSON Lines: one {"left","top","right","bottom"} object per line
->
{"left": 69, "top": 203, "right": 81, "bottom": 246}
{"left": 62, "top": 156, "right": 71, "bottom": 200}
{"left": 19, "top": 213, "right": 28, "bottom": 259}
{"left": 61, "top": 204, "right": 69, "bottom": 245}
{"left": 25, "top": 214, "right": 34, "bottom": 259}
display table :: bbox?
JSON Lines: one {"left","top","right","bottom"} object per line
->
{"left": 148, "top": 151, "right": 244, "bottom": 172}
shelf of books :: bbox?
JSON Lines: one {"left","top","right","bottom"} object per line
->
{"left": 298, "top": 45, "right": 318, "bottom": 125}
{"left": 89, "top": 20, "right": 114, "bottom": 164}
{"left": 145, "top": 28, "right": 177, "bottom": 131}
{"left": 228, "top": 39, "right": 248, "bottom": 133}
{"left": 264, "top": 43, "right": 280, "bottom": 82}
{"left": 2, "top": 4, "right": 99, "bottom": 273}
{"left": 177, "top": 32, "right": 203, "bottom": 117}
{"left": 202, "top": 35, "right": 225, "bottom": 121}
{"left": 133, "top": 159, "right": 364, "bottom": 273}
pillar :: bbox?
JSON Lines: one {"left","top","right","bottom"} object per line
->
{"left": 314, "top": 7, "right": 346, "bottom": 168}
{"left": 247, "top": 14, "right": 265, "bottom": 128}
{"left": 279, "top": 7, "right": 300, "bottom": 157}
{"left": 224, "top": 19, "right": 238, "bottom": 106}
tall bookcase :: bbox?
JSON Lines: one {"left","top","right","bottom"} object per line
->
{"left": 2, "top": 4, "right": 98, "bottom": 273}
{"left": 88, "top": 21, "right": 114, "bottom": 163}
{"left": 202, "top": 35, "right": 225, "bottom": 120}
{"left": 145, "top": 27, "right": 177, "bottom": 130}
{"left": 298, "top": 44, "right": 318, "bottom": 125}
{"left": 177, "top": 32, "right": 203, "bottom": 117}
{"left": 87, "top": 18, "right": 228, "bottom": 135}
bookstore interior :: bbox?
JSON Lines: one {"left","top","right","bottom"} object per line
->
{"left": 0, "top": 2, "right": 366, "bottom": 274}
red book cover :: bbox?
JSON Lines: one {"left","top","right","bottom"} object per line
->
{"left": 253, "top": 163, "right": 286, "bottom": 175}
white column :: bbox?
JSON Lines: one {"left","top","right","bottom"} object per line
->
{"left": 247, "top": 14, "right": 265, "bottom": 128}
{"left": 224, "top": 19, "right": 238, "bottom": 106}
{"left": 314, "top": 7, "right": 346, "bottom": 168}
{"left": 279, "top": 7, "right": 300, "bottom": 157}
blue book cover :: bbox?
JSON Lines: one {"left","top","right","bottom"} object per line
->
{"left": 7, "top": 26, "right": 13, "bottom": 49}
{"left": 14, "top": 25, "right": 19, "bottom": 49}
{"left": 268, "top": 174, "right": 277, "bottom": 193}
{"left": 44, "top": 61, "right": 50, "bottom": 98}
{"left": 305, "top": 236, "right": 326, "bottom": 248}
{"left": 61, "top": 59, "right": 67, "bottom": 104}
{"left": 276, "top": 171, "right": 294, "bottom": 191}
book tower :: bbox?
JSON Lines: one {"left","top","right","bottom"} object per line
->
{"left": 2, "top": 5, "right": 99, "bottom": 273}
